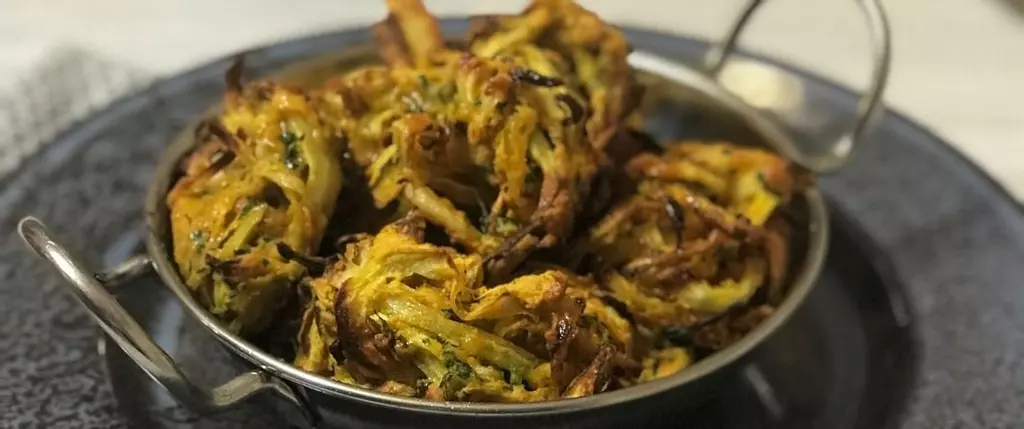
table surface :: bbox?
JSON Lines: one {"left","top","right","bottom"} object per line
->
{"left": 2, "top": 0, "right": 1022, "bottom": 198}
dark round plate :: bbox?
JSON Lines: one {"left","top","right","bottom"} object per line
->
{"left": 1, "top": 22, "right": 1021, "bottom": 429}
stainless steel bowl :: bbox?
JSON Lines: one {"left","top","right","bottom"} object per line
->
{"left": 18, "top": 1, "right": 890, "bottom": 427}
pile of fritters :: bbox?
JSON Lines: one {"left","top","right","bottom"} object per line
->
{"left": 167, "top": 0, "right": 808, "bottom": 403}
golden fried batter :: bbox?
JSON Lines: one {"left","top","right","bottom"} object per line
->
{"left": 167, "top": 0, "right": 809, "bottom": 403}
{"left": 294, "top": 213, "right": 631, "bottom": 401}
{"left": 168, "top": 73, "right": 344, "bottom": 335}
{"left": 579, "top": 142, "right": 806, "bottom": 352}
{"left": 319, "top": 1, "right": 615, "bottom": 280}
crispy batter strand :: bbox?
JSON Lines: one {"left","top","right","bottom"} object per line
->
{"left": 168, "top": 0, "right": 809, "bottom": 403}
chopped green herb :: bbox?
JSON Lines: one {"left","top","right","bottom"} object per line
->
{"left": 261, "top": 258, "right": 270, "bottom": 267}
{"left": 417, "top": 74, "right": 430, "bottom": 90}
{"left": 508, "top": 370, "right": 524, "bottom": 386}
{"left": 280, "top": 129, "right": 299, "bottom": 145}
{"left": 436, "top": 83, "right": 456, "bottom": 101}
{"left": 439, "top": 346, "right": 474, "bottom": 399}
{"left": 189, "top": 230, "right": 207, "bottom": 250}
{"left": 240, "top": 198, "right": 260, "bottom": 216}
{"left": 442, "top": 348, "right": 474, "bottom": 380}
{"left": 285, "top": 148, "right": 302, "bottom": 169}
{"left": 493, "top": 216, "right": 519, "bottom": 236}
{"left": 280, "top": 123, "right": 303, "bottom": 170}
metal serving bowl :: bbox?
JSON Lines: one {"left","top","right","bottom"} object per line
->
{"left": 18, "top": 1, "right": 890, "bottom": 427}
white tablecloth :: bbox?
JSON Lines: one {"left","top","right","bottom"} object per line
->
{"left": 2, "top": 0, "right": 1022, "bottom": 196}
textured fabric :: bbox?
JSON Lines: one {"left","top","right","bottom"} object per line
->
{"left": 0, "top": 48, "right": 147, "bottom": 177}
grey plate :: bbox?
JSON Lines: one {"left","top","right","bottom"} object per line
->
{"left": 1, "top": 23, "right": 1021, "bottom": 429}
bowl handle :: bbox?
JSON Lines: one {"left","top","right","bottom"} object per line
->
{"left": 18, "top": 216, "right": 314, "bottom": 426}
{"left": 703, "top": 0, "right": 892, "bottom": 173}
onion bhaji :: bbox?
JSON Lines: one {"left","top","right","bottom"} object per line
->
{"left": 167, "top": 68, "right": 344, "bottom": 335}
{"left": 580, "top": 142, "right": 807, "bottom": 350}
{"left": 166, "top": 0, "right": 810, "bottom": 403}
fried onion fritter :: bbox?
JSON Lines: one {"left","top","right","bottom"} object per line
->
{"left": 578, "top": 142, "right": 808, "bottom": 351}
{"left": 294, "top": 213, "right": 632, "bottom": 401}
{"left": 318, "top": 0, "right": 632, "bottom": 280}
{"left": 167, "top": 0, "right": 811, "bottom": 403}
{"left": 469, "top": 0, "right": 642, "bottom": 151}
{"left": 168, "top": 74, "right": 344, "bottom": 335}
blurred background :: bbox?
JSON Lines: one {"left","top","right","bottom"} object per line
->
{"left": 1, "top": 0, "right": 1022, "bottom": 195}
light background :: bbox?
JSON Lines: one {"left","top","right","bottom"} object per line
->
{"left": 2, "top": 0, "right": 1022, "bottom": 197}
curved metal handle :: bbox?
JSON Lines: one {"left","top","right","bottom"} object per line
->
{"left": 18, "top": 216, "right": 313, "bottom": 424}
{"left": 704, "top": 0, "right": 892, "bottom": 173}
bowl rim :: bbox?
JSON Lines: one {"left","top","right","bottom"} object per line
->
{"left": 143, "top": 46, "right": 830, "bottom": 416}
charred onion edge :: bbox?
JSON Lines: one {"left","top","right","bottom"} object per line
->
{"left": 661, "top": 195, "right": 685, "bottom": 248}
{"left": 556, "top": 93, "right": 585, "bottom": 125}
{"left": 225, "top": 56, "right": 246, "bottom": 93}
{"left": 511, "top": 67, "right": 564, "bottom": 87}
{"left": 275, "top": 242, "right": 332, "bottom": 277}
{"left": 481, "top": 219, "right": 545, "bottom": 267}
